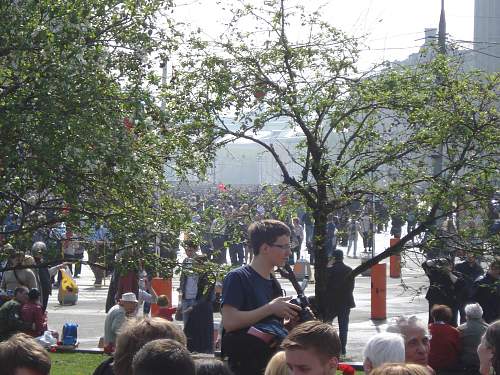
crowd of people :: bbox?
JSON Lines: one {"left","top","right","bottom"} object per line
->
{"left": 1, "top": 185, "right": 499, "bottom": 375}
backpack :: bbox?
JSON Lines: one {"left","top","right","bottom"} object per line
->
{"left": 62, "top": 322, "right": 78, "bottom": 346}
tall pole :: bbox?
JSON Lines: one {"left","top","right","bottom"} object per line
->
{"left": 438, "top": 0, "right": 446, "bottom": 55}
{"left": 433, "top": 0, "right": 446, "bottom": 178}
{"left": 432, "top": 0, "right": 446, "bottom": 231}
{"left": 155, "top": 58, "right": 168, "bottom": 257}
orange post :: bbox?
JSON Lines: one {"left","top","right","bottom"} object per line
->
{"left": 151, "top": 277, "right": 172, "bottom": 317}
{"left": 371, "top": 263, "right": 386, "bottom": 320}
{"left": 389, "top": 238, "right": 401, "bottom": 278}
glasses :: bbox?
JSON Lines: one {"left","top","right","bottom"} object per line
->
{"left": 270, "top": 243, "right": 291, "bottom": 250}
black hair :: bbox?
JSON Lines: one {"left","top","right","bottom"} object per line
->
{"left": 28, "top": 288, "right": 40, "bottom": 300}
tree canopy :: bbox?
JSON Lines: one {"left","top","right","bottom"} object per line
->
{"left": 163, "top": 0, "right": 499, "bottom": 318}
{"left": 0, "top": 0, "right": 216, "bottom": 252}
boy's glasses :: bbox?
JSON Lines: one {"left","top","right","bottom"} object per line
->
{"left": 270, "top": 243, "right": 291, "bottom": 250}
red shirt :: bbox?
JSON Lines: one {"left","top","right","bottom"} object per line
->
{"left": 428, "top": 322, "right": 461, "bottom": 370}
{"left": 21, "top": 301, "right": 47, "bottom": 337}
{"left": 156, "top": 306, "right": 177, "bottom": 321}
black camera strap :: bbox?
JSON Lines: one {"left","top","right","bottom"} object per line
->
{"left": 277, "top": 264, "right": 305, "bottom": 299}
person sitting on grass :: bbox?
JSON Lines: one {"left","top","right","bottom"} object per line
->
{"left": 103, "top": 292, "right": 138, "bottom": 353}
{"left": 0, "top": 286, "right": 32, "bottom": 340}
{"left": 0, "top": 333, "right": 51, "bottom": 375}
{"left": 20, "top": 288, "right": 47, "bottom": 337}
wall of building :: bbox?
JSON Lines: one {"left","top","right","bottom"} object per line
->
{"left": 474, "top": 0, "right": 500, "bottom": 73}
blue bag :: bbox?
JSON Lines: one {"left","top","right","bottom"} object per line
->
{"left": 62, "top": 323, "right": 78, "bottom": 346}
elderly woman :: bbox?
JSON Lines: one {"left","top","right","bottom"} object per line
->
{"left": 428, "top": 304, "right": 461, "bottom": 371}
{"left": 363, "top": 332, "right": 406, "bottom": 374}
{"left": 458, "top": 303, "right": 489, "bottom": 372}
{"left": 387, "top": 316, "right": 434, "bottom": 374}
{"left": 478, "top": 320, "right": 500, "bottom": 375}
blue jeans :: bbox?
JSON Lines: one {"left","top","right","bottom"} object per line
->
{"left": 331, "top": 307, "right": 351, "bottom": 355}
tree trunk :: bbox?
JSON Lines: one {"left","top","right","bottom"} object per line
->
{"left": 312, "top": 194, "right": 330, "bottom": 321}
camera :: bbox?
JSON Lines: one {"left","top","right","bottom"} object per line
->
{"left": 289, "top": 296, "right": 315, "bottom": 322}
{"left": 425, "top": 258, "right": 451, "bottom": 269}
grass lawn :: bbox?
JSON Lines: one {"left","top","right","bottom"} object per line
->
{"left": 49, "top": 352, "right": 108, "bottom": 375}
{"left": 49, "top": 352, "right": 363, "bottom": 374}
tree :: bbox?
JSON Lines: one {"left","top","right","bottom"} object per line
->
{"left": 0, "top": 0, "right": 217, "bottom": 254}
{"left": 163, "top": 0, "right": 499, "bottom": 319}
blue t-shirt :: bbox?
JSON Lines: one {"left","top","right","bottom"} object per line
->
{"left": 222, "top": 265, "right": 286, "bottom": 337}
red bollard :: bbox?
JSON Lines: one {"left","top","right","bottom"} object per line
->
{"left": 389, "top": 238, "right": 401, "bottom": 278}
{"left": 151, "top": 277, "right": 172, "bottom": 316}
{"left": 371, "top": 263, "right": 387, "bottom": 320}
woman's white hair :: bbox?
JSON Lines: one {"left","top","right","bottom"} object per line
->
{"left": 386, "top": 315, "right": 428, "bottom": 337}
{"left": 465, "top": 303, "right": 483, "bottom": 320}
{"left": 363, "top": 332, "right": 405, "bottom": 369}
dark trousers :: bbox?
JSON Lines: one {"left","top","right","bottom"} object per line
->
{"left": 212, "top": 236, "right": 227, "bottom": 264}
{"left": 222, "top": 332, "right": 276, "bottom": 375}
{"left": 88, "top": 244, "right": 105, "bottom": 283}
{"left": 73, "top": 253, "right": 84, "bottom": 277}
{"left": 331, "top": 307, "right": 351, "bottom": 355}
{"left": 42, "top": 289, "right": 50, "bottom": 312}
{"left": 229, "top": 243, "right": 244, "bottom": 266}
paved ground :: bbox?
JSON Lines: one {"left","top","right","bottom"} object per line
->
{"left": 46, "top": 230, "right": 429, "bottom": 361}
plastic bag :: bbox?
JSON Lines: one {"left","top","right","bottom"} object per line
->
{"left": 61, "top": 267, "right": 78, "bottom": 293}
{"left": 36, "top": 331, "right": 57, "bottom": 348}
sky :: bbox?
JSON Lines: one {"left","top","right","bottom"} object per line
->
{"left": 171, "top": 0, "right": 475, "bottom": 69}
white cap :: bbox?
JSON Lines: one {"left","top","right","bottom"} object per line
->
{"left": 120, "top": 292, "right": 138, "bottom": 303}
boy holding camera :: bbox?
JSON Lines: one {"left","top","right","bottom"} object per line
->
{"left": 221, "top": 219, "right": 302, "bottom": 375}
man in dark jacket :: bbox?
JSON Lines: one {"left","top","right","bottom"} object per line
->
{"left": 472, "top": 258, "right": 500, "bottom": 323}
{"left": 455, "top": 253, "right": 484, "bottom": 323}
{"left": 422, "top": 258, "right": 467, "bottom": 326}
{"left": 326, "top": 250, "right": 355, "bottom": 356}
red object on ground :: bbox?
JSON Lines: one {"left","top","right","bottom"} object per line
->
{"left": 338, "top": 363, "right": 355, "bottom": 375}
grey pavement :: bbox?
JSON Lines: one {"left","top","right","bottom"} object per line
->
{"left": 46, "top": 230, "right": 429, "bottom": 361}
